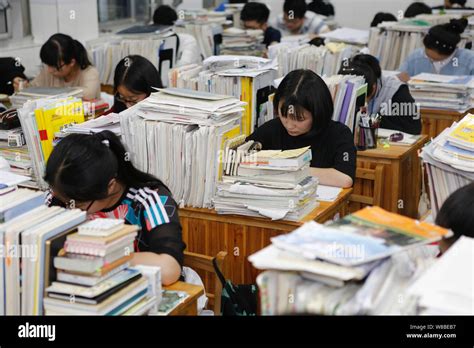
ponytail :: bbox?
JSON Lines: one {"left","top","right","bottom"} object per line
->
{"left": 45, "top": 131, "right": 168, "bottom": 203}
{"left": 72, "top": 39, "right": 92, "bottom": 69}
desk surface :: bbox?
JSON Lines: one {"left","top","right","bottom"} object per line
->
{"left": 180, "top": 187, "right": 353, "bottom": 230}
{"left": 163, "top": 281, "right": 204, "bottom": 316}
{"left": 357, "top": 135, "right": 429, "bottom": 160}
{"left": 421, "top": 107, "right": 474, "bottom": 116}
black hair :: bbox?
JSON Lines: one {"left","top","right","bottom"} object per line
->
{"left": 404, "top": 2, "right": 432, "bottom": 18}
{"left": 284, "top": 0, "right": 307, "bottom": 19}
{"left": 274, "top": 69, "right": 334, "bottom": 133}
{"left": 448, "top": 0, "right": 467, "bottom": 7}
{"left": 113, "top": 55, "right": 162, "bottom": 112}
{"left": 370, "top": 12, "right": 397, "bottom": 27}
{"left": 240, "top": 2, "right": 270, "bottom": 23}
{"left": 40, "top": 33, "right": 92, "bottom": 70}
{"left": 308, "top": 37, "right": 326, "bottom": 47}
{"left": 153, "top": 5, "right": 178, "bottom": 25}
{"left": 423, "top": 18, "right": 468, "bottom": 55}
{"left": 338, "top": 60, "right": 377, "bottom": 98}
{"left": 307, "top": 0, "right": 335, "bottom": 17}
{"left": 351, "top": 54, "right": 382, "bottom": 79}
{"left": 44, "top": 131, "right": 168, "bottom": 203}
{"left": 435, "top": 182, "right": 474, "bottom": 241}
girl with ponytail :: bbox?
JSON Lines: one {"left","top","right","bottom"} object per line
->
{"left": 399, "top": 18, "right": 474, "bottom": 80}
{"left": 44, "top": 131, "right": 185, "bottom": 285}
{"left": 14, "top": 33, "right": 101, "bottom": 99}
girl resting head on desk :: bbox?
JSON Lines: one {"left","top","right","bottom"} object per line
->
{"left": 246, "top": 69, "right": 356, "bottom": 188}
{"left": 14, "top": 33, "right": 101, "bottom": 100}
{"left": 44, "top": 130, "right": 185, "bottom": 285}
{"left": 111, "top": 55, "right": 163, "bottom": 113}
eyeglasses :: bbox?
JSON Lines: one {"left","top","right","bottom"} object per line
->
{"left": 115, "top": 94, "right": 142, "bottom": 106}
{"left": 44, "top": 63, "right": 67, "bottom": 71}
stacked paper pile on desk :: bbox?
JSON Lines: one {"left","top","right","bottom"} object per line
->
{"left": 0, "top": 189, "right": 87, "bottom": 315}
{"left": 220, "top": 28, "right": 265, "bottom": 56}
{"left": 420, "top": 113, "right": 474, "bottom": 217}
{"left": 408, "top": 73, "right": 474, "bottom": 112}
{"left": 250, "top": 206, "right": 451, "bottom": 315}
{"left": 121, "top": 88, "right": 244, "bottom": 208}
{"left": 43, "top": 219, "right": 155, "bottom": 315}
{"left": 319, "top": 27, "right": 369, "bottom": 46}
{"left": 214, "top": 144, "right": 319, "bottom": 221}
{"left": 56, "top": 113, "right": 121, "bottom": 138}
{"left": 10, "top": 87, "right": 83, "bottom": 109}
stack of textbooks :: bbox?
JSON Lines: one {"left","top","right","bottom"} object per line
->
{"left": 214, "top": 143, "right": 319, "bottom": 221}
{"left": 10, "top": 87, "right": 83, "bottom": 109}
{"left": 408, "top": 73, "right": 474, "bottom": 112}
{"left": 43, "top": 218, "right": 154, "bottom": 315}
{"left": 249, "top": 206, "right": 452, "bottom": 315}
{"left": 420, "top": 113, "right": 474, "bottom": 217}
{"left": 0, "top": 188, "right": 87, "bottom": 315}
{"left": 168, "top": 57, "right": 276, "bottom": 134}
{"left": 121, "top": 88, "right": 244, "bottom": 208}
{"left": 56, "top": 113, "right": 121, "bottom": 139}
{"left": 17, "top": 97, "right": 85, "bottom": 189}
{"left": 220, "top": 28, "right": 265, "bottom": 56}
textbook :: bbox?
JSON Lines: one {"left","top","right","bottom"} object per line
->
{"left": 239, "top": 147, "right": 312, "bottom": 169}
{"left": 10, "top": 87, "right": 83, "bottom": 108}
{"left": 271, "top": 206, "right": 451, "bottom": 266}
{"left": 220, "top": 28, "right": 265, "bottom": 56}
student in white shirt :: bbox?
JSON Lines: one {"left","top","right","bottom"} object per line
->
{"left": 152, "top": 5, "right": 202, "bottom": 67}
{"left": 272, "top": 0, "right": 330, "bottom": 36}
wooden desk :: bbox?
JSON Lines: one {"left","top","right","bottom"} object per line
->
{"left": 179, "top": 188, "right": 352, "bottom": 287}
{"left": 421, "top": 108, "right": 473, "bottom": 139}
{"left": 350, "top": 135, "right": 429, "bottom": 218}
{"left": 163, "top": 281, "right": 204, "bottom": 316}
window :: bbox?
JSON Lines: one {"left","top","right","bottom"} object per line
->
{"left": 0, "top": 0, "right": 11, "bottom": 40}
{"left": 97, "top": 0, "right": 156, "bottom": 26}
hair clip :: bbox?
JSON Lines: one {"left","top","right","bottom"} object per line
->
{"left": 102, "top": 139, "right": 110, "bottom": 147}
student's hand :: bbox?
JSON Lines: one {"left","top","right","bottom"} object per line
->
{"left": 13, "top": 77, "right": 28, "bottom": 92}
{"left": 398, "top": 72, "right": 411, "bottom": 83}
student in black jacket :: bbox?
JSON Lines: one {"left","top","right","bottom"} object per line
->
{"left": 247, "top": 69, "right": 356, "bottom": 188}
{"left": 240, "top": 2, "right": 281, "bottom": 47}
{"left": 339, "top": 54, "right": 422, "bottom": 135}
{"left": 0, "top": 57, "right": 27, "bottom": 95}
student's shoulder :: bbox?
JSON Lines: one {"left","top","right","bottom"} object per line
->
{"left": 405, "top": 48, "right": 426, "bottom": 61}
{"left": 246, "top": 118, "right": 282, "bottom": 142}
{"left": 82, "top": 65, "right": 100, "bottom": 78}
{"left": 457, "top": 48, "right": 474, "bottom": 61}
{"left": 327, "top": 120, "right": 352, "bottom": 134}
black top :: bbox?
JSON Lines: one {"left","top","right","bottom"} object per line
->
{"left": 247, "top": 118, "right": 357, "bottom": 182}
{"left": 379, "top": 85, "right": 422, "bottom": 135}
{"left": 263, "top": 26, "right": 282, "bottom": 47}
{"left": 0, "top": 57, "right": 27, "bottom": 95}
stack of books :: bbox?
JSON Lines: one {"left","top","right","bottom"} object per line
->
{"left": 249, "top": 206, "right": 452, "bottom": 315}
{"left": 17, "top": 97, "right": 85, "bottom": 189}
{"left": 319, "top": 27, "right": 369, "bottom": 46}
{"left": 220, "top": 28, "right": 265, "bottom": 56}
{"left": 10, "top": 87, "right": 83, "bottom": 109}
{"left": 214, "top": 143, "right": 319, "bottom": 221}
{"left": 0, "top": 188, "right": 87, "bottom": 315}
{"left": 56, "top": 113, "right": 121, "bottom": 139}
{"left": 420, "top": 113, "right": 474, "bottom": 217}
{"left": 168, "top": 58, "right": 276, "bottom": 134}
{"left": 408, "top": 73, "right": 474, "bottom": 112}
{"left": 120, "top": 88, "right": 244, "bottom": 208}
{"left": 43, "top": 218, "right": 154, "bottom": 315}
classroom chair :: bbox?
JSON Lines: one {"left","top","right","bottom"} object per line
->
{"left": 349, "top": 164, "right": 385, "bottom": 208}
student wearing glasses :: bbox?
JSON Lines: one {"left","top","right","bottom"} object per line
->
{"left": 13, "top": 33, "right": 101, "bottom": 100}
{"left": 111, "top": 55, "right": 163, "bottom": 113}
{"left": 44, "top": 130, "right": 185, "bottom": 285}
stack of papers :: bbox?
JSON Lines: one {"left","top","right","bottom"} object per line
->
{"left": 120, "top": 88, "right": 244, "bottom": 208}
{"left": 420, "top": 114, "right": 474, "bottom": 216}
{"left": 18, "top": 98, "right": 86, "bottom": 189}
{"left": 220, "top": 28, "right": 265, "bottom": 56}
{"left": 408, "top": 73, "right": 474, "bottom": 112}
{"left": 319, "top": 27, "right": 369, "bottom": 46}
{"left": 324, "top": 74, "right": 368, "bottom": 132}
{"left": 0, "top": 190, "right": 87, "bottom": 315}
{"left": 10, "top": 87, "right": 83, "bottom": 109}
{"left": 58, "top": 113, "right": 121, "bottom": 137}
{"left": 408, "top": 236, "right": 474, "bottom": 315}
{"left": 214, "top": 144, "right": 319, "bottom": 221}
{"left": 250, "top": 206, "right": 450, "bottom": 314}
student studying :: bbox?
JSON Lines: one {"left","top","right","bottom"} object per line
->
{"left": 240, "top": 2, "right": 281, "bottom": 47}
{"left": 246, "top": 69, "right": 356, "bottom": 188}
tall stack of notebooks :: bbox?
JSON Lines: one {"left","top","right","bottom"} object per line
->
{"left": 214, "top": 143, "right": 319, "bottom": 221}
{"left": 120, "top": 88, "right": 244, "bottom": 208}
{"left": 250, "top": 206, "right": 451, "bottom": 315}
{"left": 43, "top": 218, "right": 154, "bottom": 315}
{"left": 10, "top": 87, "right": 83, "bottom": 109}
{"left": 168, "top": 56, "right": 277, "bottom": 134}
{"left": 17, "top": 97, "right": 85, "bottom": 189}
{"left": 420, "top": 114, "right": 474, "bottom": 217}
{"left": 220, "top": 28, "right": 265, "bottom": 56}
{"left": 0, "top": 188, "right": 87, "bottom": 315}
{"left": 408, "top": 73, "right": 474, "bottom": 112}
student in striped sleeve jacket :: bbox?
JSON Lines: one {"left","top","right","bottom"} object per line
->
{"left": 44, "top": 130, "right": 186, "bottom": 285}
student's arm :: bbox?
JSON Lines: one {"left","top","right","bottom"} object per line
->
{"left": 132, "top": 252, "right": 181, "bottom": 286}
{"left": 310, "top": 167, "right": 353, "bottom": 188}
{"left": 80, "top": 67, "right": 101, "bottom": 100}
{"left": 28, "top": 66, "right": 48, "bottom": 88}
